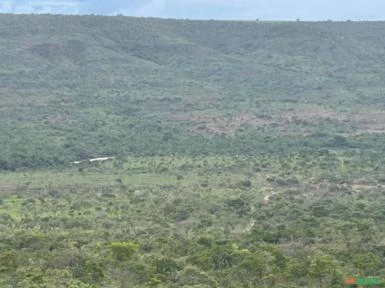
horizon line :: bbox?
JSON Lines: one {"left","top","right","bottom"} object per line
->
{"left": 0, "top": 12, "right": 384, "bottom": 22}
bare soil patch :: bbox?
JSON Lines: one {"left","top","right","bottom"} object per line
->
{"left": 167, "top": 108, "right": 385, "bottom": 137}
{"left": 278, "top": 108, "right": 349, "bottom": 122}
{"left": 352, "top": 111, "right": 385, "bottom": 134}
{"left": 169, "top": 112, "right": 272, "bottom": 136}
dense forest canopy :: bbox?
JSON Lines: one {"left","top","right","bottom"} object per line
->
{"left": 1, "top": 14, "right": 385, "bottom": 287}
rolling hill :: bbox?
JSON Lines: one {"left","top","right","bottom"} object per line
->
{"left": 1, "top": 15, "right": 385, "bottom": 169}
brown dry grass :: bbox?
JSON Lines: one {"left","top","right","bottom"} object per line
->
{"left": 0, "top": 88, "right": 51, "bottom": 108}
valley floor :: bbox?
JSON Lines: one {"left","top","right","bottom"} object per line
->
{"left": 1, "top": 154, "right": 385, "bottom": 287}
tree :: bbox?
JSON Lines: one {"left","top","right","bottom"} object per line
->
{"left": 309, "top": 253, "right": 337, "bottom": 288}
{"left": 110, "top": 241, "right": 139, "bottom": 261}
{"left": 353, "top": 253, "right": 380, "bottom": 275}
{"left": 287, "top": 259, "right": 309, "bottom": 286}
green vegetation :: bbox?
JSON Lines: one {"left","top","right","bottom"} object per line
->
{"left": 1, "top": 14, "right": 385, "bottom": 287}
{"left": 1, "top": 155, "right": 385, "bottom": 287}
{"left": 1, "top": 15, "right": 385, "bottom": 169}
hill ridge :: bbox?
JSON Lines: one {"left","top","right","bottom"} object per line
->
{"left": 1, "top": 14, "right": 385, "bottom": 169}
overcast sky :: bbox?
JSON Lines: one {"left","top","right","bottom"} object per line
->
{"left": 0, "top": 0, "right": 385, "bottom": 20}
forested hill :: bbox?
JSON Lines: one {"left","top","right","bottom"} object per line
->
{"left": 3, "top": 15, "right": 385, "bottom": 288}
{"left": 1, "top": 15, "right": 385, "bottom": 169}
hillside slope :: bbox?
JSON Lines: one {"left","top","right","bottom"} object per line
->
{"left": 1, "top": 15, "right": 385, "bottom": 169}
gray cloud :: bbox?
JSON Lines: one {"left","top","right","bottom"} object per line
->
{"left": 1, "top": 0, "right": 385, "bottom": 20}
